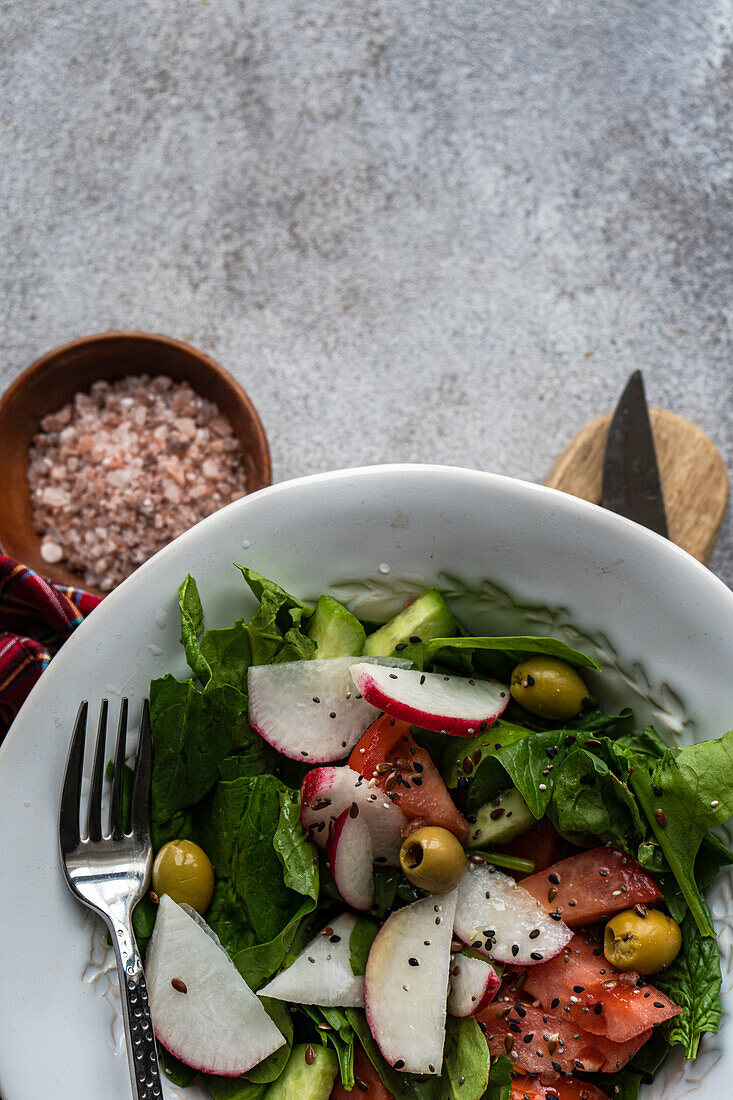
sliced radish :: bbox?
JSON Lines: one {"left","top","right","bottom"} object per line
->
{"left": 146, "top": 895, "right": 285, "bottom": 1076}
{"left": 447, "top": 954, "right": 500, "bottom": 1017}
{"left": 453, "top": 862, "right": 572, "bottom": 966}
{"left": 301, "top": 766, "right": 407, "bottom": 866}
{"left": 248, "top": 657, "right": 408, "bottom": 763}
{"left": 327, "top": 807, "right": 374, "bottom": 911}
{"left": 349, "top": 663, "right": 509, "bottom": 736}
{"left": 259, "top": 913, "right": 364, "bottom": 1008}
{"left": 364, "top": 888, "right": 457, "bottom": 1074}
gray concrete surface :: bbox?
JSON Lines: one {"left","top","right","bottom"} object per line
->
{"left": 1, "top": 1, "right": 732, "bottom": 580}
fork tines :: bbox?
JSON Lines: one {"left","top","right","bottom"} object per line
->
{"left": 59, "top": 698, "right": 152, "bottom": 852}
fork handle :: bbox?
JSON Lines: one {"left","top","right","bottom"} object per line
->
{"left": 109, "top": 917, "right": 163, "bottom": 1099}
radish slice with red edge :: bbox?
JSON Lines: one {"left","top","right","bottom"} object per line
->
{"left": 248, "top": 656, "right": 408, "bottom": 763}
{"left": 301, "top": 765, "right": 407, "bottom": 866}
{"left": 327, "top": 806, "right": 374, "bottom": 911}
{"left": 447, "top": 954, "right": 500, "bottom": 1017}
{"left": 146, "top": 895, "right": 285, "bottom": 1076}
{"left": 453, "top": 861, "right": 572, "bottom": 966}
{"left": 349, "top": 663, "right": 509, "bottom": 736}
{"left": 364, "top": 888, "right": 458, "bottom": 1075}
{"left": 259, "top": 913, "right": 364, "bottom": 1008}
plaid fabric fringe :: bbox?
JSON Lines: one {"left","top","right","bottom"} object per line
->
{"left": 0, "top": 555, "right": 100, "bottom": 741}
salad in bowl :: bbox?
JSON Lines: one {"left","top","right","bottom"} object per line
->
{"left": 135, "top": 564, "right": 733, "bottom": 1100}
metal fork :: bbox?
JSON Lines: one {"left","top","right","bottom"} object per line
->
{"left": 59, "top": 698, "right": 162, "bottom": 1099}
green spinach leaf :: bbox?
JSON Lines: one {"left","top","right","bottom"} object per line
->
{"left": 299, "top": 1005, "right": 355, "bottom": 1090}
{"left": 178, "top": 573, "right": 211, "bottom": 685}
{"left": 204, "top": 775, "right": 319, "bottom": 990}
{"left": 483, "top": 1054, "right": 513, "bottom": 1100}
{"left": 149, "top": 675, "right": 245, "bottom": 824}
{"left": 243, "top": 997, "right": 293, "bottom": 1084}
{"left": 548, "top": 747, "right": 645, "bottom": 849}
{"left": 441, "top": 1015, "right": 489, "bottom": 1099}
{"left": 349, "top": 916, "right": 380, "bottom": 976}
{"left": 204, "top": 1076, "right": 268, "bottom": 1099}
{"left": 425, "top": 634, "right": 602, "bottom": 669}
{"left": 654, "top": 911, "right": 722, "bottom": 1058}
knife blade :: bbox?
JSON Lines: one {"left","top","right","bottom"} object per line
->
{"left": 601, "top": 370, "right": 669, "bottom": 538}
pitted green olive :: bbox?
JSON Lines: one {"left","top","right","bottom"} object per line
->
{"left": 399, "top": 826, "right": 466, "bottom": 893}
{"left": 604, "top": 908, "right": 681, "bottom": 974}
{"left": 510, "top": 656, "right": 588, "bottom": 720}
{"left": 152, "top": 839, "right": 215, "bottom": 914}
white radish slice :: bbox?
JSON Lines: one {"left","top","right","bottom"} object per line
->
{"left": 327, "top": 807, "right": 374, "bottom": 911}
{"left": 248, "top": 657, "right": 408, "bottom": 763}
{"left": 259, "top": 913, "right": 364, "bottom": 1008}
{"left": 364, "top": 889, "right": 458, "bottom": 1075}
{"left": 146, "top": 895, "right": 285, "bottom": 1076}
{"left": 349, "top": 663, "right": 510, "bottom": 736}
{"left": 447, "top": 954, "right": 500, "bottom": 1017}
{"left": 301, "top": 766, "right": 407, "bottom": 866}
{"left": 453, "top": 862, "right": 572, "bottom": 966}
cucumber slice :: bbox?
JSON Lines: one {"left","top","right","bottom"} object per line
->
{"left": 468, "top": 788, "right": 535, "bottom": 848}
{"left": 266, "top": 1044, "right": 338, "bottom": 1100}
{"left": 363, "top": 588, "right": 458, "bottom": 657}
{"left": 308, "top": 595, "right": 366, "bottom": 658}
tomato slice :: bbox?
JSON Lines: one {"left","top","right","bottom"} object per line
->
{"left": 330, "top": 1043, "right": 393, "bottom": 1099}
{"left": 520, "top": 847, "right": 662, "bottom": 927}
{"left": 510, "top": 1078, "right": 608, "bottom": 1100}
{"left": 349, "top": 715, "right": 469, "bottom": 841}
{"left": 514, "top": 932, "right": 680, "bottom": 1042}
{"left": 479, "top": 996, "right": 652, "bottom": 1076}
{"left": 494, "top": 816, "right": 561, "bottom": 876}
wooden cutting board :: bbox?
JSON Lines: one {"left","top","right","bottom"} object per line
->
{"left": 545, "top": 408, "right": 729, "bottom": 565}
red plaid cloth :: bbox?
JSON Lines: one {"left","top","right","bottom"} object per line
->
{"left": 0, "top": 555, "right": 101, "bottom": 742}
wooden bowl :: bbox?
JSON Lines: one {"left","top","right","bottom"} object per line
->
{"left": 0, "top": 331, "right": 271, "bottom": 595}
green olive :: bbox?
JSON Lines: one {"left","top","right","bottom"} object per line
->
{"left": 604, "top": 908, "right": 682, "bottom": 975}
{"left": 152, "top": 839, "right": 215, "bottom": 914}
{"left": 510, "top": 656, "right": 588, "bottom": 720}
{"left": 399, "top": 826, "right": 466, "bottom": 893}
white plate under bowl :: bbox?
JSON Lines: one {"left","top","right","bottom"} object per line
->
{"left": 0, "top": 465, "right": 731, "bottom": 1099}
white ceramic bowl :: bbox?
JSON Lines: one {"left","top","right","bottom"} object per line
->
{"left": 0, "top": 464, "right": 731, "bottom": 1099}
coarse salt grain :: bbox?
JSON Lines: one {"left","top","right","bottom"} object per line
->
{"left": 28, "top": 375, "right": 248, "bottom": 592}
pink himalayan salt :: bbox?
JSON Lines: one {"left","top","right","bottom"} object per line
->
{"left": 28, "top": 375, "right": 248, "bottom": 592}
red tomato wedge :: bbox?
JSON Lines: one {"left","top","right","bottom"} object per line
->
{"left": 494, "top": 817, "right": 561, "bottom": 877}
{"left": 521, "top": 847, "right": 662, "bottom": 927}
{"left": 479, "top": 997, "right": 652, "bottom": 1076}
{"left": 514, "top": 932, "right": 680, "bottom": 1042}
{"left": 510, "top": 1078, "right": 608, "bottom": 1100}
{"left": 330, "top": 1043, "right": 393, "bottom": 1099}
{"left": 349, "top": 715, "right": 469, "bottom": 842}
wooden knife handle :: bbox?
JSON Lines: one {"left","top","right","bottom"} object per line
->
{"left": 545, "top": 407, "right": 729, "bottom": 565}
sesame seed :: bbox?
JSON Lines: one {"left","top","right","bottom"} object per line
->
{"left": 171, "top": 977, "right": 187, "bottom": 994}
